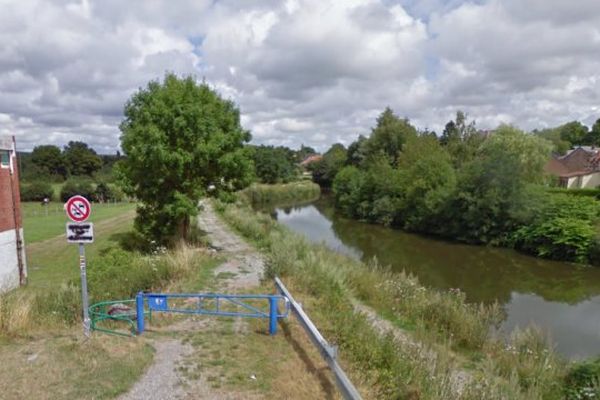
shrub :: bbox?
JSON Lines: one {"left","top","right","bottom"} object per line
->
{"left": 60, "top": 178, "right": 96, "bottom": 202}
{"left": 239, "top": 181, "right": 320, "bottom": 205}
{"left": 87, "top": 248, "right": 171, "bottom": 300}
{"left": 564, "top": 357, "right": 600, "bottom": 400}
{"left": 20, "top": 181, "right": 54, "bottom": 202}
{"left": 511, "top": 194, "right": 600, "bottom": 263}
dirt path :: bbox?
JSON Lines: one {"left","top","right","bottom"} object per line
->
{"left": 118, "top": 201, "right": 265, "bottom": 400}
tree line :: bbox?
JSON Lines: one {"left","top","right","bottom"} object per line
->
{"left": 307, "top": 108, "right": 600, "bottom": 265}
{"left": 19, "top": 141, "right": 124, "bottom": 202}
{"left": 27, "top": 72, "right": 598, "bottom": 262}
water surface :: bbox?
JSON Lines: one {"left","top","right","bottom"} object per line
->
{"left": 269, "top": 198, "right": 600, "bottom": 359}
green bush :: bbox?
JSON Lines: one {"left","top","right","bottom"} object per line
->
{"left": 60, "top": 178, "right": 95, "bottom": 202}
{"left": 564, "top": 358, "right": 600, "bottom": 399}
{"left": 20, "top": 181, "right": 54, "bottom": 202}
{"left": 87, "top": 248, "right": 171, "bottom": 301}
{"left": 511, "top": 194, "right": 600, "bottom": 263}
{"left": 547, "top": 188, "right": 600, "bottom": 198}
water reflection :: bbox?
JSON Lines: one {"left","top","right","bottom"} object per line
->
{"left": 269, "top": 198, "right": 600, "bottom": 359}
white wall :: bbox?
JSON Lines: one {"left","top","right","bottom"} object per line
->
{"left": 0, "top": 228, "right": 25, "bottom": 293}
{"left": 566, "top": 172, "right": 600, "bottom": 189}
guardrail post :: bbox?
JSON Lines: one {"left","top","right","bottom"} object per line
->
{"left": 136, "top": 292, "right": 145, "bottom": 335}
{"left": 268, "top": 295, "right": 278, "bottom": 335}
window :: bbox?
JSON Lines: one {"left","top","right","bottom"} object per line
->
{"left": 0, "top": 150, "right": 10, "bottom": 168}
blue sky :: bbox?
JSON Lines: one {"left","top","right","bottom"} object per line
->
{"left": 0, "top": 0, "right": 599, "bottom": 153}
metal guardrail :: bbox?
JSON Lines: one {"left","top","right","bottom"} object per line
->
{"left": 274, "top": 277, "right": 363, "bottom": 400}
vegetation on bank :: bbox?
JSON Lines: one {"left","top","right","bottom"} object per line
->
{"left": 3, "top": 239, "right": 215, "bottom": 337}
{"left": 217, "top": 198, "right": 599, "bottom": 399}
{"left": 239, "top": 181, "right": 321, "bottom": 205}
{"left": 309, "top": 108, "right": 600, "bottom": 265}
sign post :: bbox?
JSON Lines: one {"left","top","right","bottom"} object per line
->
{"left": 65, "top": 195, "right": 93, "bottom": 337}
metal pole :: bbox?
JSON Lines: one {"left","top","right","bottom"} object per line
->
{"left": 136, "top": 292, "right": 145, "bottom": 334}
{"left": 79, "top": 243, "right": 91, "bottom": 337}
{"left": 268, "top": 296, "right": 278, "bottom": 335}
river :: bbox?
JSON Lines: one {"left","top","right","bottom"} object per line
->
{"left": 266, "top": 197, "right": 600, "bottom": 359}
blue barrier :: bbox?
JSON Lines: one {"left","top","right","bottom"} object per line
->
{"left": 135, "top": 292, "right": 289, "bottom": 335}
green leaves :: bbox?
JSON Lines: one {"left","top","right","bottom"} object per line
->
{"left": 511, "top": 194, "right": 600, "bottom": 263}
{"left": 331, "top": 107, "right": 600, "bottom": 264}
{"left": 119, "top": 74, "right": 253, "bottom": 245}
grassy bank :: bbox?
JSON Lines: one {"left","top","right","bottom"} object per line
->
{"left": 0, "top": 241, "right": 217, "bottom": 399}
{"left": 216, "top": 200, "right": 590, "bottom": 399}
{"left": 239, "top": 181, "right": 320, "bottom": 205}
{"left": 1, "top": 202, "right": 218, "bottom": 399}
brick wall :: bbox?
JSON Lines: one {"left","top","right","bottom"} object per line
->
{"left": 0, "top": 136, "right": 26, "bottom": 292}
{"left": 0, "top": 137, "right": 22, "bottom": 233}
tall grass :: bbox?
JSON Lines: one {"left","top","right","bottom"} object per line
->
{"left": 218, "top": 200, "right": 569, "bottom": 399}
{"left": 239, "top": 181, "right": 321, "bottom": 205}
{"left": 0, "top": 243, "right": 213, "bottom": 336}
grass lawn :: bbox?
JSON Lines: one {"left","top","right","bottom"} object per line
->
{"left": 0, "top": 335, "right": 154, "bottom": 400}
{"left": 25, "top": 206, "right": 137, "bottom": 289}
{"left": 21, "top": 201, "right": 136, "bottom": 244}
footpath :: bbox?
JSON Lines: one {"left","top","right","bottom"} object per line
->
{"left": 118, "top": 201, "right": 265, "bottom": 400}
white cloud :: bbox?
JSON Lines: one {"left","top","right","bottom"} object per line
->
{"left": 0, "top": 0, "right": 599, "bottom": 153}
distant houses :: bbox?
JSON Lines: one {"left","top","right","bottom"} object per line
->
{"left": 299, "top": 154, "right": 322, "bottom": 178}
{"left": 545, "top": 146, "right": 600, "bottom": 188}
{"left": 299, "top": 154, "right": 322, "bottom": 167}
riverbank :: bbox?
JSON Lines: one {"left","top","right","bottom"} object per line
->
{"left": 217, "top": 197, "right": 599, "bottom": 399}
{"left": 272, "top": 197, "right": 600, "bottom": 359}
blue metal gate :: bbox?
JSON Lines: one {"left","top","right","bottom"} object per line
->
{"left": 135, "top": 292, "right": 289, "bottom": 335}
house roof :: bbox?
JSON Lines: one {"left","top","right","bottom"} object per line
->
{"left": 300, "top": 154, "right": 322, "bottom": 166}
{"left": 545, "top": 146, "right": 600, "bottom": 178}
{"left": 544, "top": 157, "right": 571, "bottom": 176}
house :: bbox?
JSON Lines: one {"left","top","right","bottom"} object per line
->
{"left": 544, "top": 146, "right": 600, "bottom": 188}
{"left": 0, "top": 136, "right": 27, "bottom": 292}
{"left": 299, "top": 154, "right": 322, "bottom": 167}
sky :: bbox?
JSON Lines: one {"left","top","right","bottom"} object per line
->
{"left": 1, "top": 0, "right": 599, "bottom": 153}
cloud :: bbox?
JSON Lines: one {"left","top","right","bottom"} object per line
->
{"left": 0, "top": 0, "right": 599, "bottom": 153}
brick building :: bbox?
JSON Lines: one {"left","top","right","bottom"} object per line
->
{"left": 0, "top": 136, "right": 26, "bottom": 292}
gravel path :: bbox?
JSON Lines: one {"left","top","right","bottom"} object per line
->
{"left": 118, "top": 200, "right": 264, "bottom": 400}
{"left": 117, "top": 340, "right": 193, "bottom": 400}
{"left": 197, "top": 200, "right": 263, "bottom": 290}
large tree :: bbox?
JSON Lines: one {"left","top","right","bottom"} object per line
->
{"left": 584, "top": 118, "right": 600, "bottom": 146}
{"left": 119, "top": 74, "right": 254, "bottom": 244}
{"left": 365, "top": 107, "right": 417, "bottom": 167}
{"left": 559, "top": 121, "right": 588, "bottom": 146}
{"left": 310, "top": 143, "right": 347, "bottom": 187}
{"left": 448, "top": 125, "right": 552, "bottom": 243}
{"left": 440, "top": 111, "right": 483, "bottom": 167}
{"left": 30, "top": 144, "right": 67, "bottom": 178}
{"left": 252, "top": 145, "right": 296, "bottom": 184}
{"left": 63, "top": 141, "right": 102, "bottom": 176}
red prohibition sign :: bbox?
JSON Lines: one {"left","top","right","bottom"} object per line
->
{"left": 65, "top": 195, "right": 92, "bottom": 222}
